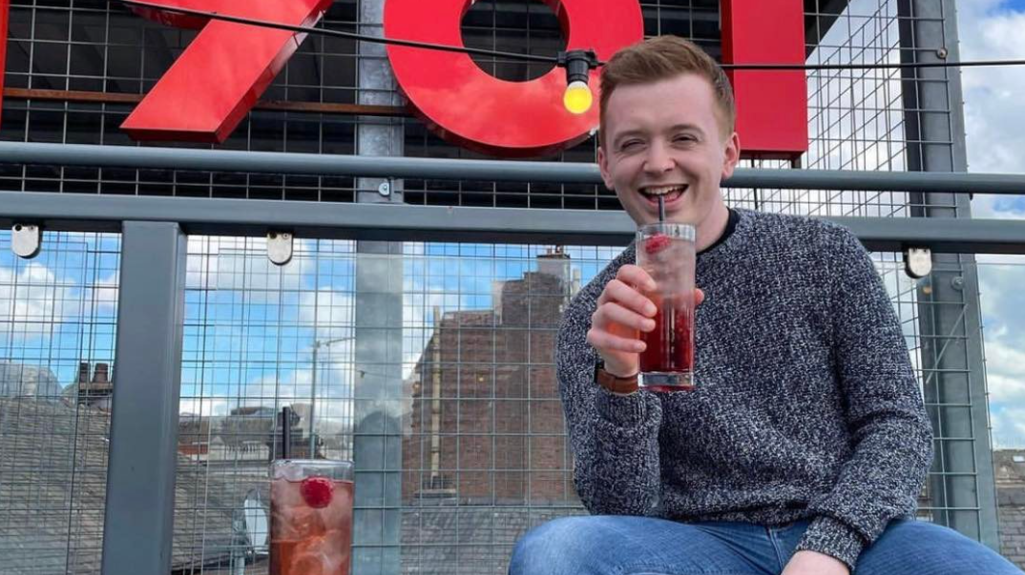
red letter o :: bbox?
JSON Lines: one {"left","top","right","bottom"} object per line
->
{"left": 385, "top": 0, "right": 643, "bottom": 157}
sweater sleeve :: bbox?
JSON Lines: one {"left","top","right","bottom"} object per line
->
{"left": 795, "top": 228, "right": 934, "bottom": 569}
{"left": 556, "top": 271, "right": 664, "bottom": 517}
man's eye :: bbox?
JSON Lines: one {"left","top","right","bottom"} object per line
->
{"left": 620, "top": 140, "right": 642, "bottom": 151}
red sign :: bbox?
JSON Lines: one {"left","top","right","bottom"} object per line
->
{"left": 385, "top": 0, "right": 643, "bottom": 158}
{"left": 0, "top": 0, "right": 808, "bottom": 157}
{"left": 120, "top": 0, "right": 332, "bottom": 142}
{"left": 722, "top": 0, "right": 808, "bottom": 158}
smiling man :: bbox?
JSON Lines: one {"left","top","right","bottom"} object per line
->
{"left": 507, "top": 36, "right": 1022, "bottom": 575}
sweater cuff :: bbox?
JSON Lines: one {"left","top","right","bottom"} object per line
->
{"left": 795, "top": 516, "right": 866, "bottom": 571}
{"left": 595, "top": 386, "right": 648, "bottom": 427}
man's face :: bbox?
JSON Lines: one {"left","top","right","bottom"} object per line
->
{"left": 598, "top": 73, "right": 740, "bottom": 231}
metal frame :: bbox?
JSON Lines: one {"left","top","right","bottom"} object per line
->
{"left": 352, "top": 2, "right": 405, "bottom": 570}
{"left": 5, "top": 141, "right": 1025, "bottom": 193}
{"left": 898, "top": 0, "right": 1001, "bottom": 549}
{"left": 3, "top": 0, "right": 1016, "bottom": 571}
{"left": 2, "top": 190, "right": 1025, "bottom": 254}
{"left": 2, "top": 141, "right": 1021, "bottom": 575}
{"left": 100, "top": 222, "right": 187, "bottom": 575}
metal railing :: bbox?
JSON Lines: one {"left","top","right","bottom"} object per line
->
{"left": 0, "top": 145, "right": 1021, "bottom": 573}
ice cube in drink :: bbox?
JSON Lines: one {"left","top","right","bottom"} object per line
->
{"left": 270, "top": 460, "right": 354, "bottom": 575}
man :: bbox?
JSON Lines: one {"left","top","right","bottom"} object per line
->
{"left": 508, "top": 36, "right": 1021, "bottom": 575}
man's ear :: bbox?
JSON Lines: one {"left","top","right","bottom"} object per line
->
{"left": 598, "top": 144, "right": 614, "bottom": 190}
{"left": 722, "top": 131, "right": 741, "bottom": 180}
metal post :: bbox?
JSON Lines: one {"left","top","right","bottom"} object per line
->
{"left": 100, "top": 221, "right": 187, "bottom": 575}
{"left": 352, "top": 0, "right": 405, "bottom": 572}
{"left": 899, "top": 0, "right": 1000, "bottom": 549}
{"left": 311, "top": 342, "right": 319, "bottom": 457}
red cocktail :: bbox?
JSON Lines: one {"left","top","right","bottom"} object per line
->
{"left": 636, "top": 222, "right": 696, "bottom": 391}
{"left": 270, "top": 459, "right": 354, "bottom": 575}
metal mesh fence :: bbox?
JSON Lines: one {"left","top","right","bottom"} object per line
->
{"left": 0, "top": 0, "right": 1013, "bottom": 573}
{"left": 0, "top": 0, "right": 928, "bottom": 216}
{"left": 0, "top": 229, "right": 119, "bottom": 574}
{"left": 0, "top": 235, "right": 1016, "bottom": 573}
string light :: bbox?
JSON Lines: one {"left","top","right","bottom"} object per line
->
{"left": 116, "top": 0, "right": 1025, "bottom": 101}
{"left": 558, "top": 50, "right": 599, "bottom": 114}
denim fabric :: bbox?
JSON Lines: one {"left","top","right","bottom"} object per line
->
{"left": 508, "top": 515, "right": 1023, "bottom": 575}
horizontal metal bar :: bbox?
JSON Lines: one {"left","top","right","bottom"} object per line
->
{"left": 2, "top": 87, "right": 408, "bottom": 117}
{"left": 3, "top": 191, "right": 1025, "bottom": 254}
{"left": 3, "top": 141, "right": 1025, "bottom": 194}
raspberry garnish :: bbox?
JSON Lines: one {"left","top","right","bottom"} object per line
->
{"left": 300, "top": 476, "right": 334, "bottom": 508}
{"left": 644, "top": 234, "right": 672, "bottom": 255}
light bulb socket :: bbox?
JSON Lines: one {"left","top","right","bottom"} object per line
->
{"left": 558, "top": 50, "right": 600, "bottom": 85}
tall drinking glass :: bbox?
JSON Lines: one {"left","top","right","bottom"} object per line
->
{"left": 270, "top": 459, "right": 354, "bottom": 575}
{"left": 636, "top": 222, "right": 696, "bottom": 391}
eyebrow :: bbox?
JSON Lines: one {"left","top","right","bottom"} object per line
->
{"left": 665, "top": 123, "right": 705, "bottom": 136}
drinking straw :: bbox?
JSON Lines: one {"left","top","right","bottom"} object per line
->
{"left": 281, "top": 406, "right": 292, "bottom": 460}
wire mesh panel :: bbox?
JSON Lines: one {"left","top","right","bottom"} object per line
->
{"left": 0, "top": 0, "right": 917, "bottom": 212}
{"left": 0, "top": 230, "right": 120, "bottom": 574}
{"left": 0, "top": 0, "right": 361, "bottom": 200}
{"left": 975, "top": 256, "right": 1025, "bottom": 571}
{"left": 174, "top": 237, "right": 358, "bottom": 574}
{"left": 0, "top": 0, "right": 1011, "bottom": 570}
{"left": 164, "top": 236, "right": 960, "bottom": 574}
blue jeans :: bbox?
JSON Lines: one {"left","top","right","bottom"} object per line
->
{"left": 508, "top": 516, "right": 1023, "bottom": 575}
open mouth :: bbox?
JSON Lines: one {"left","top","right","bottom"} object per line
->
{"left": 639, "top": 184, "right": 688, "bottom": 205}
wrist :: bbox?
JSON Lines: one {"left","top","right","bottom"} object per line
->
{"left": 595, "top": 360, "right": 639, "bottom": 394}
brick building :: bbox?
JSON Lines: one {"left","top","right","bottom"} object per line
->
{"left": 403, "top": 252, "right": 579, "bottom": 505}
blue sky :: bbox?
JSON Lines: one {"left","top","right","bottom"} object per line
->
{"left": 959, "top": 0, "right": 1025, "bottom": 448}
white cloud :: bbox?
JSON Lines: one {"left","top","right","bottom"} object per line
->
{"left": 987, "top": 371, "right": 1025, "bottom": 405}
{"left": 298, "top": 288, "right": 354, "bottom": 343}
{"left": 990, "top": 406, "right": 1025, "bottom": 449}
{"left": 960, "top": 1, "right": 1025, "bottom": 220}
{"left": 82, "top": 272, "right": 119, "bottom": 313}
{"left": 186, "top": 236, "right": 313, "bottom": 303}
{"left": 179, "top": 397, "right": 231, "bottom": 417}
{"left": 0, "top": 263, "right": 78, "bottom": 341}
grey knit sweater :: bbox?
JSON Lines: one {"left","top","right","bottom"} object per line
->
{"left": 556, "top": 208, "right": 933, "bottom": 569}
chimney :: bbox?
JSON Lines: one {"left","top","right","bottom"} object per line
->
{"left": 78, "top": 362, "right": 113, "bottom": 408}
{"left": 92, "top": 363, "right": 111, "bottom": 391}
{"left": 77, "top": 362, "right": 90, "bottom": 385}
{"left": 537, "top": 246, "right": 570, "bottom": 287}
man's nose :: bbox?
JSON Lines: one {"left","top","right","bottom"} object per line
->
{"left": 643, "top": 142, "right": 674, "bottom": 175}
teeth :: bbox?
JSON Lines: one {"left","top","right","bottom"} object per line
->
{"left": 641, "top": 185, "right": 686, "bottom": 196}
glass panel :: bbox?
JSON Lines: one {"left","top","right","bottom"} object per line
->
{"left": 0, "top": 230, "right": 121, "bottom": 574}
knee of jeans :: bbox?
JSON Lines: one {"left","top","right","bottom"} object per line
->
{"left": 509, "top": 516, "right": 594, "bottom": 575}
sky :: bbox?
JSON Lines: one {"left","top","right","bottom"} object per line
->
{"left": 958, "top": 0, "right": 1025, "bottom": 448}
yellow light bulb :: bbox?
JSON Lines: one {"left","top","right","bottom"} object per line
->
{"left": 563, "top": 80, "right": 593, "bottom": 115}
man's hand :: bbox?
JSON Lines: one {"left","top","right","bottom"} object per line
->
{"left": 781, "top": 550, "right": 849, "bottom": 575}
{"left": 587, "top": 264, "right": 703, "bottom": 378}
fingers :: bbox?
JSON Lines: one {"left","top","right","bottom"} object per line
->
{"left": 593, "top": 301, "right": 655, "bottom": 333}
{"left": 599, "top": 280, "right": 657, "bottom": 319}
{"left": 615, "top": 265, "right": 656, "bottom": 293}
{"left": 586, "top": 326, "right": 646, "bottom": 354}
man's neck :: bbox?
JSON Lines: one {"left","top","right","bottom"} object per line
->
{"left": 695, "top": 201, "right": 731, "bottom": 252}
